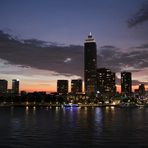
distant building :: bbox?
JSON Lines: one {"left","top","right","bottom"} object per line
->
{"left": 0, "top": 79, "right": 8, "bottom": 94}
{"left": 57, "top": 80, "right": 68, "bottom": 94}
{"left": 20, "top": 91, "right": 27, "bottom": 96}
{"left": 134, "top": 89, "right": 139, "bottom": 93}
{"left": 71, "top": 79, "right": 82, "bottom": 94}
{"left": 84, "top": 33, "right": 97, "bottom": 96}
{"left": 121, "top": 72, "right": 132, "bottom": 94}
{"left": 139, "top": 84, "right": 145, "bottom": 95}
{"left": 12, "top": 79, "right": 19, "bottom": 95}
{"left": 96, "top": 68, "right": 116, "bottom": 95}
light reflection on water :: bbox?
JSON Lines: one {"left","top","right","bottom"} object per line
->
{"left": 33, "top": 106, "right": 36, "bottom": 115}
{"left": 25, "top": 106, "right": 29, "bottom": 115}
{"left": 94, "top": 108, "right": 102, "bottom": 137}
{"left": 95, "top": 108, "right": 102, "bottom": 124}
{"left": 0, "top": 107, "right": 148, "bottom": 147}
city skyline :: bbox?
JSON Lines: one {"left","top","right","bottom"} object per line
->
{"left": 0, "top": 0, "right": 148, "bottom": 92}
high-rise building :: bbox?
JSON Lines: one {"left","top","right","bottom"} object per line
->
{"left": 96, "top": 68, "right": 116, "bottom": 94}
{"left": 121, "top": 72, "right": 132, "bottom": 94}
{"left": 139, "top": 84, "right": 145, "bottom": 95}
{"left": 57, "top": 80, "right": 68, "bottom": 94}
{"left": 0, "top": 79, "right": 8, "bottom": 94}
{"left": 12, "top": 79, "right": 19, "bottom": 95}
{"left": 84, "top": 33, "right": 97, "bottom": 96}
{"left": 71, "top": 79, "right": 82, "bottom": 94}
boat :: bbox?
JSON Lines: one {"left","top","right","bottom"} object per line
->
{"left": 64, "top": 104, "right": 79, "bottom": 107}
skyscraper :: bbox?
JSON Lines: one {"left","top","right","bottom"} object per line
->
{"left": 121, "top": 72, "right": 132, "bottom": 94}
{"left": 12, "top": 79, "right": 19, "bottom": 95}
{"left": 71, "top": 79, "right": 82, "bottom": 94}
{"left": 139, "top": 84, "right": 145, "bottom": 95}
{"left": 97, "top": 68, "right": 116, "bottom": 95}
{"left": 57, "top": 80, "right": 68, "bottom": 95}
{"left": 0, "top": 79, "right": 8, "bottom": 94}
{"left": 84, "top": 33, "right": 97, "bottom": 97}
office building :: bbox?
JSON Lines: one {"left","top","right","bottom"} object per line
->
{"left": 71, "top": 79, "right": 82, "bottom": 94}
{"left": 0, "top": 79, "right": 8, "bottom": 94}
{"left": 139, "top": 84, "right": 145, "bottom": 95}
{"left": 57, "top": 80, "right": 68, "bottom": 94}
{"left": 97, "top": 68, "right": 116, "bottom": 94}
{"left": 12, "top": 79, "right": 19, "bottom": 95}
{"left": 84, "top": 33, "right": 97, "bottom": 96}
{"left": 121, "top": 72, "right": 132, "bottom": 94}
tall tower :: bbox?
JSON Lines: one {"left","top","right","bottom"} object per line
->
{"left": 12, "top": 79, "right": 19, "bottom": 95}
{"left": 84, "top": 33, "right": 97, "bottom": 97}
{"left": 121, "top": 72, "right": 132, "bottom": 94}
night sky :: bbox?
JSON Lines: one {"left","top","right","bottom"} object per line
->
{"left": 0, "top": 0, "right": 148, "bottom": 92}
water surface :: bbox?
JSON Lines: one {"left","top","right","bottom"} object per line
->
{"left": 0, "top": 107, "right": 148, "bottom": 147}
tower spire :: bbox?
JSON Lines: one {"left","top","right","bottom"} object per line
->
{"left": 85, "top": 32, "right": 95, "bottom": 42}
{"left": 89, "top": 32, "right": 92, "bottom": 36}
{"left": 88, "top": 32, "right": 92, "bottom": 38}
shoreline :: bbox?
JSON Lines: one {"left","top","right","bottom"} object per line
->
{"left": 0, "top": 102, "right": 147, "bottom": 108}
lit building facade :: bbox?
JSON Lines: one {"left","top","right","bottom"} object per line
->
{"left": 97, "top": 68, "right": 116, "bottom": 95}
{"left": 12, "top": 79, "right": 19, "bottom": 95}
{"left": 71, "top": 79, "right": 82, "bottom": 94}
{"left": 121, "top": 72, "right": 132, "bottom": 94}
{"left": 57, "top": 80, "right": 68, "bottom": 94}
{"left": 84, "top": 33, "right": 97, "bottom": 97}
{"left": 0, "top": 79, "right": 8, "bottom": 94}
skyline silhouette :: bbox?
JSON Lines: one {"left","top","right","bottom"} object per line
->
{"left": 0, "top": 0, "right": 147, "bottom": 92}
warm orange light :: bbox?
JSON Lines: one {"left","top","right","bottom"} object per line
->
{"left": 20, "top": 85, "right": 56, "bottom": 93}
{"left": 116, "top": 85, "right": 148, "bottom": 93}
{"left": 19, "top": 82, "right": 148, "bottom": 93}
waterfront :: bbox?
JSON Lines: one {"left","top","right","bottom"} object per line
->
{"left": 0, "top": 107, "right": 148, "bottom": 147}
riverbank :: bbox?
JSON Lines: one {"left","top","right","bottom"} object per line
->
{"left": 0, "top": 102, "right": 147, "bottom": 108}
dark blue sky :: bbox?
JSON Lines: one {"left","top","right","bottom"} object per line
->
{"left": 0, "top": 0, "right": 147, "bottom": 47}
{"left": 0, "top": 0, "right": 148, "bottom": 92}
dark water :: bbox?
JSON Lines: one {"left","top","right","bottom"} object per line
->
{"left": 0, "top": 107, "right": 148, "bottom": 148}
